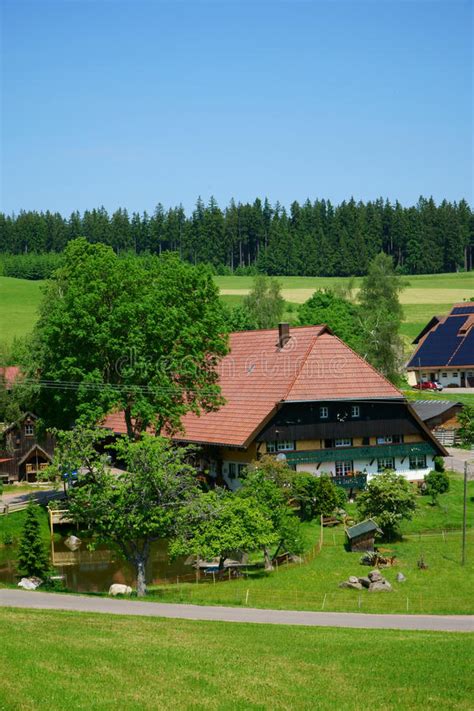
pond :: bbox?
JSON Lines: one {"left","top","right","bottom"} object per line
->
{"left": 0, "top": 536, "right": 192, "bottom": 592}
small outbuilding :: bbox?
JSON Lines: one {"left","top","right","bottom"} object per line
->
{"left": 346, "top": 519, "right": 383, "bottom": 552}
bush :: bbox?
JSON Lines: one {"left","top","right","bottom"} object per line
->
{"left": 17, "top": 499, "right": 49, "bottom": 578}
{"left": 422, "top": 469, "right": 450, "bottom": 505}
{"left": 434, "top": 456, "right": 445, "bottom": 473}
{"left": 0, "top": 253, "right": 64, "bottom": 280}
{"left": 356, "top": 470, "right": 417, "bottom": 540}
{"left": 291, "top": 473, "right": 342, "bottom": 521}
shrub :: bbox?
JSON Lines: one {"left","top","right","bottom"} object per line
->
{"left": 0, "top": 253, "right": 64, "bottom": 280}
{"left": 17, "top": 499, "right": 49, "bottom": 578}
{"left": 423, "top": 469, "right": 450, "bottom": 505}
{"left": 434, "top": 456, "right": 445, "bottom": 473}
{"left": 356, "top": 470, "right": 417, "bottom": 540}
{"left": 291, "top": 473, "right": 342, "bottom": 521}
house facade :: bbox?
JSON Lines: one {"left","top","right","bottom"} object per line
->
{"left": 105, "top": 324, "right": 446, "bottom": 491}
{"left": 407, "top": 303, "right": 474, "bottom": 388}
{"left": 0, "top": 413, "right": 54, "bottom": 484}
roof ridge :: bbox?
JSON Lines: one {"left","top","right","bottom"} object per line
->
{"left": 230, "top": 324, "right": 324, "bottom": 336}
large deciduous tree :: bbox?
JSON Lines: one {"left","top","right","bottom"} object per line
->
{"left": 28, "top": 238, "right": 228, "bottom": 436}
{"left": 356, "top": 470, "right": 417, "bottom": 540}
{"left": 358, "top": 253, "right": 405, "bottom": 382}
{"left": 297, "top": 289, "right": 363, "bottom": 353}
{"left": 67, "top": 434, "right": 199, "bottom": 596}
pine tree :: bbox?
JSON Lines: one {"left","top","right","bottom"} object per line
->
{"left": 17, "top": 500, "right": 49, "bottom": 579}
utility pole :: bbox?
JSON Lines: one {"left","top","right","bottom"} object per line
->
{"left": 461, "top": 461, "right": 468, "bottom": 566}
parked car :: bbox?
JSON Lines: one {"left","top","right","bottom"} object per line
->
{"left": 413, "top": 381, "right": 443, "bottom": 391}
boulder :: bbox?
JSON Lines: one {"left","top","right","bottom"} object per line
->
{"left": 396, "top": 572, "right": 406, "bottom": 583}
{"left": 358, "top": 576, "right": 371, "bottom": 588}
{"left": 339, "top": 580, "right": 363, "bottom": 590}
{"left": 369, "top": 580, "right": 392, "bottom": 592}
{"left": 64, "top": 535, "right": 82, "bottom": 552}
{"left": 348, "top": 576, "right": 359, "bottom": 584}
{"left": 18, "top": 577, "right": 42, "bottom": 590}
{"left": 109, "top": 584, "right": 132, "bottom": 596}
{"left": 368, "top": 569, "right": 383, "bottom": 582}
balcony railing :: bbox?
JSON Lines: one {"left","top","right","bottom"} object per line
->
{"left": 332, "top": 474, "right": 367, "bottom": 490}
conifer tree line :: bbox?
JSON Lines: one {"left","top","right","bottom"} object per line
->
{"left": 0, "top": 196, "right": 472, "bottom": 276}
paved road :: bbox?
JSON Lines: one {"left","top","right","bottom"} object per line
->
{"left": 0, "top": 488, "right": 62, "bottom": 506}
{"left": 0, "top": 589, "right": 472, "bottom": 632}
{"left": 445, "top": 447, "right": 474, "bottom": 476}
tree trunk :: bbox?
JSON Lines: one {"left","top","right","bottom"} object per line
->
{"left": 124, "top": 405, "right": 134, "bottom": 440}
{"left": 263, "top": 547, "right": 274, "bottom": 571}
{"left": 136, "top": 556, "right": 147, "bottom": 597}
{"left": 218, "top": 556, "right": 225, "bottom": 571}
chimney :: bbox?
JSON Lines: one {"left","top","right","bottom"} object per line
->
{"left": 278, "top": 322, "right": 290, "bottom": 349}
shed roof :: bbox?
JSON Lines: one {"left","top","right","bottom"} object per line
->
{"left": 346, "top": 519, "right": 383, "bottom": 539}
{"left": 411, "top": 399, "right": 462, "bottom": 422}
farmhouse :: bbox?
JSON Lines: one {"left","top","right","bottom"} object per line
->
{"left": 0, "top": 412, "right": 54, "bottom": 484}
{"left": 105, "top": 324, "right": 446, "bottom": 491}
{"left": 407, "top": 303, "right": 474, "bottom": 388}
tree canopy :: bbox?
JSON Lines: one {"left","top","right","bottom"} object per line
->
{"left": 356, "top": 470, "right": 417, "bottom": 539}
{"left": 297, "top": 289, "right": 363, "bottom": 353}
{"left": 27, "top": 238, "right": 228, "bottom": 435}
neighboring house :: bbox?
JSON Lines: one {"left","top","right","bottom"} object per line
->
{"left": 104, "top": 324, "right": 447, "bottom": 490}
{"left": 0, "top": 366, "right": 21, "bottom": 391}
{"left": 407, "top": 303, "right": 474, "bottom": 388}
{"left": 0, "top": 412, "right": 54, "bottom": 484}
{"left": 411, "top": 399, "right": 464, "bottom": 446}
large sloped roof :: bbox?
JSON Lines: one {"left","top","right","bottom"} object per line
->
{"left": 0, "top": 366, "right": 20, "bottom": 389}
{"left": 104, "top": 325, "right": 402, "bottom": 447}
{"left": 408, "top": 303, "right": 474, "bottom": 369}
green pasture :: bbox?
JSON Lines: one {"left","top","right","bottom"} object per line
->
{"left": 1, "top": 608, "right": 472, "bottom": 711}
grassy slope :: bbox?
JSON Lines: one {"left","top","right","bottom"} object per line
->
{"left": 0, "top": 277, "right": 43, "bottom": 344}
{"left": 0, "top": 609, "right": 472, "bottom": 711}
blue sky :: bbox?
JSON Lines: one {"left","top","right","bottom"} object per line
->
{"left": 1, "top": 0, "right": 472, "bottom": 215}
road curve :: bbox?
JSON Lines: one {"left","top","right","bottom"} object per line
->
{"left": 1, "top": 589, "right": 472, "bottom": 632}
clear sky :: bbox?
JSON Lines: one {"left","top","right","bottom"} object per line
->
{"left": 1, "top": 0, "right": 472, "bottom": 215}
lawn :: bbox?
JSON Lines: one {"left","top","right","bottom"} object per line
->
{"left": 0, "top": 608, "right": 472, "bottom": 711}
{"left": 0, "top": 277, "right": 44, "bottom": 345}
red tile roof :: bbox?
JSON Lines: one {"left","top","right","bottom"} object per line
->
{"left": 103, "top": 325, "right": 402, "bottom": 447}
{"left": 0, "top": 366, "right": 20, "bottom": 389}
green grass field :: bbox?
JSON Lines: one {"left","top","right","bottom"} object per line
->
{"left": 1, "top": 272, "right": 472, "bottom": 346}
{"left": 0, "top": 608, "right": 472, "bottom": 711}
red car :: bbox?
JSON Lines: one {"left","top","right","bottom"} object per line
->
{"left": 413, "top": 381, "right": 443, "bottom": 391}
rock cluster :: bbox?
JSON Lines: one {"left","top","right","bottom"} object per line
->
{"left": 339, "top": 569, "right": 393, "bottom": 592}
{"left": 109, "top": 583, "right": 133, "bottom": 596}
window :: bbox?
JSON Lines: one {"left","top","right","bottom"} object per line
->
{"left": 226, "top": 462, "right": 248, "bottom": 479}
{"left": 320, "top": 407, "right": 328, "bottom": 419}
{"left": 392, "top": 434, "right": 403, "bottom": 444}
{"left": 442, "top": 372, "right": 448, "bottom": 378}
{"left": 452, "top": 372, "right": 459, "bottom": 378}
{"left": 266, "top": 440, "right": 295, "bottom": 453}
{"left": 351, "top": 405, "right": 360, "bottom": 418}
{"left": 377, "top": 457, "right": 395, "bottom": 472}
{"left": 409, "top": 455, "right": 427, "bottom": 470}
{"left": 335, "top": 438, "right": 352, "bottom": 448}
{"left": 362, "top": 437, "right": 370, "bottom": 446}
{"left": 335, "top": 461, "right": 353, "bottom": 477}
{"left": 377, "top": 436, "right": 392, "bottom": 445}
{"left": 24, "top": 423, "right": 34, "bottom": 436}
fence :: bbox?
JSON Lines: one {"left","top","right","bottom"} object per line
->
{"left": 0, "top": 492, "right": 63, "bottom": 516}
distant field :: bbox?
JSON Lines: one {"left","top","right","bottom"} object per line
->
{"left": 1, "top": 609, "right": 472, "bottom": 711}
{"left": 0, "top": 272, "right": 472, "bottom": 346}
{"left": 0, "top": 277, "right": 44, "bottom": 345}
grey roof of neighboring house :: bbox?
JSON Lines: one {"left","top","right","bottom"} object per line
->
{"left": 346, "top": 519, "right": 383, "bottom": 539}
{"left": 411, "top": 400, "right": 462, "bottom": 422}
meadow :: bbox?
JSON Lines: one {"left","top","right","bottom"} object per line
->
{"left": 0, "top": 608, "right": 472, "bottom": 711}
{"left": 1, "top": 272, "right": 472, "bottom": 346}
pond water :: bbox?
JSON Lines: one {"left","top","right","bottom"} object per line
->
{"left": 0, "top": 537, "right": 192, "bottom": 592}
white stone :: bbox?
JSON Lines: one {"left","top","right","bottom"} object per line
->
{"left": 64, "top": 535, "right": 82, "bottom": 551}
{"left": 18, "top": 577, "right": 42, "bottom": 590}
{"left": 109, "top": 583, "right": 132, "bottom": 596}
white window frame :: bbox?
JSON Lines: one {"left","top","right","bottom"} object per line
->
{"left": 452, "top": 372, "right": 459, "bottom": 378}
{"left": 409, "top": 455, "right": 427, "bottom": 470}
{"left": 377, "top": 457, "right": 395, "bottom": 472}
{"left": 24, "top": 423, "right": 34, "bottom": 437}
{"left": 266, "top": 440, "right": 295, "bottom": 453}
{"left": 335, "top": 461, "right": 353, "bottom": 477}
{"left": 335, "top": 438, "right": 351, "bottom": 448}
{"left": 320, "top": 407, "right": 329, "bottom": 419}
{"left": 351, "top": 405, "right": 360, "bottom": 418}
{"left": 377, "top": 436, "right": 392, "bottom": 445}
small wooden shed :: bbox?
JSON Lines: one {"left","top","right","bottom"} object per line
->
{"left": 346, "top": 519, "right": 383, "bottom": 552}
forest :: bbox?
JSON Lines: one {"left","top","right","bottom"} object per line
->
{"left": 0, "top": 196, "right": 472, "bottom": 277}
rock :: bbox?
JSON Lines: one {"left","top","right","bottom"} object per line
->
{"left": 18, "top": 577, "right": 42, "bottom": 590}
{"left": 64, "top": 535, "right": 82, "bottom": 551}
{"left": 369, "top": 580, "right": 392, "bottom": 592}
{"left": 109, "top": 584, "right": 132, "bottom": 596}
{"left": 348, "top": 575, "right": 359, "bottom": 584}
{"left": 339, "top": 580, "right": 363, "bottom": 590}
{"left": 358, "top": 576, "right": 371, "bottom": 588}
{"left": 368, "top": 569, "right": 383, "bottom": 582}
{"left": 396, "top": 572, "right": 406, "bottom": 583}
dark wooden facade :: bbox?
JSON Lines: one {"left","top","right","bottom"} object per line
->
{"left": 0, "top": 413, "right": 54, "bottom": 483}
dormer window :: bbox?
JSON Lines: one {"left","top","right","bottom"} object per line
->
{"left": 351, "top": 405, "right": 360, "bottom": 418}
{"left": 24, "top": 423, "right": 34, "bottom": 436}
{"left": 320, "top": 407, "right": 329, "bottom": 419}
